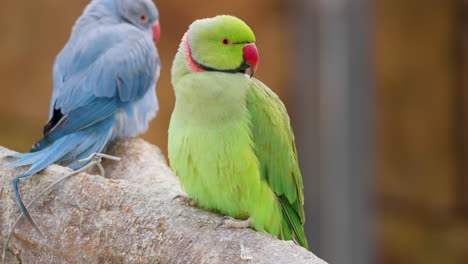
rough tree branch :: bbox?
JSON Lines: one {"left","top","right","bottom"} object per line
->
{"left": 0, "top": 138, "right": 326, "bottom": 263}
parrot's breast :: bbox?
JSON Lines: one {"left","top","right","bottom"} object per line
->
{"left": 169, "top": 111, "right": 255, "bottom": 216}
{"left": 168, "top": 104, "right": 284, "bottom": 236}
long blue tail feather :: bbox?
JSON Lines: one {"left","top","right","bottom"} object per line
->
{"left": 4, "top": 152, "right": 44, "bottom": 168}
{"left": 3, "top": 118, "right": 114, "bottom": 232}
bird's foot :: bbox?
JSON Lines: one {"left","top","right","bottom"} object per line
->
{"left": 172, "top": 195, "right": 197, "bottom": 207}
{"left": 217, "top": 216, "right": 252, "bottom": 229}
{"left": 77, "top": 153, "right": 121, "bottom": 177}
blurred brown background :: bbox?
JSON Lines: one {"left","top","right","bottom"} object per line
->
{"left": 1, "top": 0, "right": 467, "bottom": 263}
{"left": 376, "top": 0, "right": 468, "bottom": 263}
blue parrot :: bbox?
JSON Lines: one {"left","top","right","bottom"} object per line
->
{"left": 4, "top": 0, "right": 161, "bottom": 234}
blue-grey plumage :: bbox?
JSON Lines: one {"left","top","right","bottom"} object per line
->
{"left": 4, "top": 0, "right": 161, "bottom": 234}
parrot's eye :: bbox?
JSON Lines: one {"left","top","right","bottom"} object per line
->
{"left": 139, "top": 13, "right": 149, "bottom": 24}
{"left": 220, "top": 37, "right": 232, "bottom": 46}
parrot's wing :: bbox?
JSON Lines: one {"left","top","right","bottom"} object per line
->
{"left": 53, "top": 25, "right": 159, "bottom": 113}
{"left": 41, "top": 25, "right": 159, "bottom": 140}
{"left": 31, "top": 97, "right": 120, "bottom": 151}
{"left": 246, "top": 78, "right": 308, "bottom": 249}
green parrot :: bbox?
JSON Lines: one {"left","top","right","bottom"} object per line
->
{"left": 168, "top": 15, "right": 308, "bottom": 249}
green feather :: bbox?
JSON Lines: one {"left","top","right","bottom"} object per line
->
{"left": 280, "top": 196, "right": 309, "bottom": 249}
{"left": 247, "top": 78, "right": 308, "bottom": 249}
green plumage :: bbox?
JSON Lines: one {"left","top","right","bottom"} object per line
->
{"left": 168, "top": 15, "right": 308, "bottom": 249}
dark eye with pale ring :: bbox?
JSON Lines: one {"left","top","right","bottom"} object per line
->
{"left": 220, "top": 37, "right": 232, "bottom": 46}
{"left": 139, "top": 13, "right": 149, "bottom": 24}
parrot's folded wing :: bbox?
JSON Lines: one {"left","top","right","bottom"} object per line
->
{"left": 246, "top": 78, "right": 308, "bottom": 249}
{"left": 32, "top": 98, "right": 119, "bottom": 152}
{"left": 51, "top": 25, "right": 159, "bottom": 116}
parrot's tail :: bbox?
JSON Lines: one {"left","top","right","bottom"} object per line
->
{"left": 280, "top": 196, "right": 309, "bottom": 250}
{"left": 3, "top": 118, "right": 114, "bottom": 234}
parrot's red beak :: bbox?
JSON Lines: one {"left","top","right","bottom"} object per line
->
{"left": 243, "top": 43, "right": 259, "bottom": 78}
{"left": 152, "top": 20, "right": 161, "bottom": 44}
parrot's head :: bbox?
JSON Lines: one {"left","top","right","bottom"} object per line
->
{"left": 184, "top": 15, "right": 259, "bottom": 78}
{"left": 115, "top": 0, "right": 161, "bottom": 43}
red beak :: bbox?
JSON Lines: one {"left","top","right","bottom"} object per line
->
{"left": 152, "top": 20, "right": 161, "bottom": 44}
{"left": 242, "top": 43, "right": 259, "bottom": 77}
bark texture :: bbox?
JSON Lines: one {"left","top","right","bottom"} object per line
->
{"left": 0, "top": 138, "right": 326, "bottom": 264}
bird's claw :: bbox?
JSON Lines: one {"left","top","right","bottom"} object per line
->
{"left": 216, "top": 216, "right": 252, "bottom": 230}
{"left": 172, "top": 195, "right": 197, "bottom": 207}
{"left": 78, "top": 152, "right": 121, "bottom": 163}
{"left": 77, "top": 153, "right": 121, "bottom": 177}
